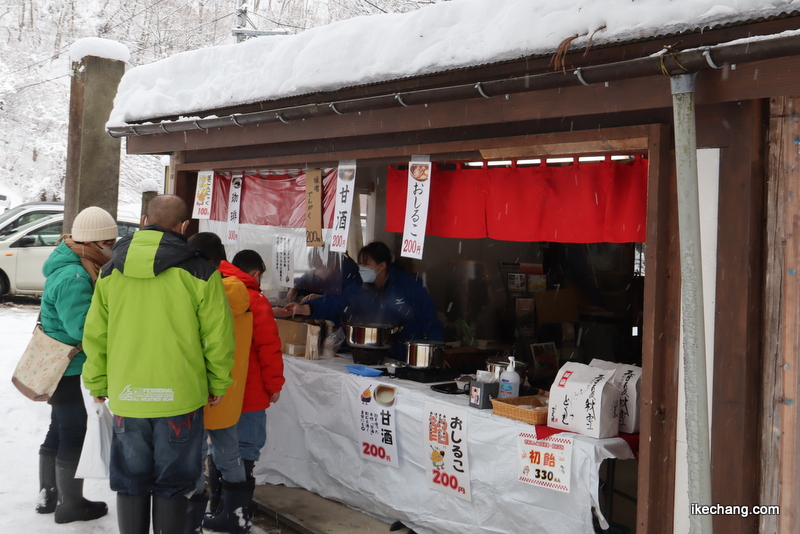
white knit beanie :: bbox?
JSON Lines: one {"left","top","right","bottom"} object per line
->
{"left": 71, "top": 206, "right": 118, "bottom": 242}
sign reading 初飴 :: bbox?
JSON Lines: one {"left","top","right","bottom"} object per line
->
{"left": 226, "top": 176, "right": 242, "bottom": 243}
{"left": 423, "top": 401, "right": 471, "bottom": 501}
{"left": 401, "top": 160, "right": 432, "bottom": 259}
{"left": 353, "top": 378, "right": 399, "bottom": 468}
{"left": 517, "top": 431, "right": 573, "bottom": 493}
{"left": 192, "top": 170, "right": 214, "bottom": 220}
{"left": 330, "top": 164, "right": 356, "bottom": 253}
{"left": 305, "top": 169, "right": 323, "bottom": 247}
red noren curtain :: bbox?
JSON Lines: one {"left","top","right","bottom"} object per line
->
{"left": 385, "top": 157, "right": 647, "bottom": 243}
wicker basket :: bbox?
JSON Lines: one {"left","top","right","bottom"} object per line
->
{"left": 491, "top": 395, "right": 549, "bottom": 425}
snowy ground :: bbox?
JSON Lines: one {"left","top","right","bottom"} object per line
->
{"left": 0, "top": 299, "right": 276, "bottom": 534}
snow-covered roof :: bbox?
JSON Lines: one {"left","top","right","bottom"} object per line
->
{"left": 107, "top": 0, "right": 800, "bottom": 128}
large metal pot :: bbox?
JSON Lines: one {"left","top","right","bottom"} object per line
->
{"left": 405, "top": 340, "right": 447, "bottom": 369}
{"left": 343, "top": 323, "right": 401, "bottom": 349}
{"left": 485, "top": 355, "right": 529, "bottom": 382}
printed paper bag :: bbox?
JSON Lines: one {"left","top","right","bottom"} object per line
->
{"left": 589, "top": 359, "right": 642, "bottom": 433}
{"left": 547, "top": 362, "right": 619, "bottom": 439}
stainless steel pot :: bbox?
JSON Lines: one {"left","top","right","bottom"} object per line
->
{"left": 405, "top": 340, "right": 446, "bottom": 369}
{"left": 343, "top": 323, "right": 401, "bottom": 349}
{"left": 485, "top": 356, "right": 529, "bottom": 382}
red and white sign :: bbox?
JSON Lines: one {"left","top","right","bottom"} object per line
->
{"left": 331, "top": 164, "right": 356, "bottom": 253}
{"left": 517, "top": 431, "right": 573, "bottom": 493}
{"left": 423, "top": 401, "right": 471, "bottom": 502}
{"left": 353, "top": 378, "right": 399, "bottom": 468}
{"left": 226, "top": 177, "right": 243, "bottom": 243}
{"left": 401, "top": 160, "right": 432, "bottom": 260}
{"left": 192, "top": 170, "right": 214, "bottom": 220}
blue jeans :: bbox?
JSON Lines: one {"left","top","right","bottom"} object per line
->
{"left": 194, "top": 427, "right": 246, "bottom": 493}
{"left": 236, "top": 410, "right": 266, "bottom": 462}
{"left": 110, "top": 409, "right": 204, "bottom": 498}
{"left": 42, "top": 375, "right": 87, "bottom": 462}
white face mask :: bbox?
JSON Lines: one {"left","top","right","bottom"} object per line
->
{"left": 359, "top": 266, "right": 378, "bottom": 284}
{"left": 99, "top": 245, "right": 113, "bottom": 259}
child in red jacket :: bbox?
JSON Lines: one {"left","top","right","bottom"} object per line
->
{"left": 203, "top": 249, "right": 284, "bottom": 534}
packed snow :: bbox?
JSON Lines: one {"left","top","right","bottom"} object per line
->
{"left": 108, "top": 0, "right": 800, "bottom": 126}
{"left": 69, "top": 38, "right": 131, "bottom": 64}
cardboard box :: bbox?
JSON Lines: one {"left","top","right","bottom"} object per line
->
{"left": 276, "top": 318, "right": 310, "bottom": 353}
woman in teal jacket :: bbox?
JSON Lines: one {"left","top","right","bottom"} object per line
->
{"left": 36, "top": 206, "right": 117, "bottom": 524}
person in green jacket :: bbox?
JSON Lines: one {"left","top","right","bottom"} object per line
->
{"left": 82, "top": 195, "right": 235, "bottom": 534}
{"left": 38, "top": 206, "right": 117, "bottom": 524}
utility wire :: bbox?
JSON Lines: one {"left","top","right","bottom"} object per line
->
{"left": 12, "top": 74, "right": 70, "bottom": 92}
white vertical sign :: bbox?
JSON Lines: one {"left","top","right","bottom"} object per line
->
{"left": 423, "top": 401, "right": 471, "bottom": 501}
{"left": 330, "top": 164, "right": 357, "bottom": 253}
{"left": 275, "top": 235, "right": 294, "bottom": 289}
{"left": 353, "top": 378, "right": 399, "bottom": 468}
{"left": 226, "top": 177, "right": 242, "bottom": 243}
{"left": 516, "top": 431, "right": 573, "bottom": 493}
{"left": 401, "top": 160, "right": 432, "bottom": 260}
{"left": 191, "top": 170, "right": 214, "bottom": 220}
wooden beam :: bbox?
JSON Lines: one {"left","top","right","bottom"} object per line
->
{"left": 637, "top": 124, "right": 679, "bottom": 534}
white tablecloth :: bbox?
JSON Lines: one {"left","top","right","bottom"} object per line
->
{"left": 255, "top": 355, "right": 634, "bottom": 534}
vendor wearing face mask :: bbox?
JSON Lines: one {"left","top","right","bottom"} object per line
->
{"left": 284, "top": 241, "right": 444, "bottom": 359}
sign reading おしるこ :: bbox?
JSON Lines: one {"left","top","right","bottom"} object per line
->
{"left": 517, "top": 431, "right": 573, "bottom": 493}
{"left": 423, "top": 401, "right": 471, "bottom": 501}
{"left": 401, "top": 160, "right": 431, "bottom": 259}
{"left": 192, "top": 170, "right": 214, "bottom": 220}
{"left": 330, "top": 164, "right": 356, "bottom": 253}
{"left": 353, "top": 378, "right": 399, "bottom": 468}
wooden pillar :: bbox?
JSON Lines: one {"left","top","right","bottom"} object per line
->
{"left": 762, "top": 96, "right": 800, "bottom": 534}
{"left": 710, "top": 99, "right": 766, "bottom": 533}
{"left": 63, "top": 55, "right": 125, "bottom": 231}
{"left": 637, "top": 124, "right": 681, "bottom": 534}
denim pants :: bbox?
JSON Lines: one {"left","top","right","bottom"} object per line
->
{"left": 236, "top": 410, "right": 267, "bottom": 462}
{"left": 42, "top": 375, "right": 87, "bottom": 462}
{"left": 194, "top": 426, "right": 246, "bottom": 494}
{"left": 110, "top": 409, "right": 204, "bottom": 498}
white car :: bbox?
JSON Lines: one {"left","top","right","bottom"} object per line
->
{"left": 0, "top": 213, "right": 140, "bottom": 297}
{"left": 0, "top": 201, "right": 64, "bottom": 237}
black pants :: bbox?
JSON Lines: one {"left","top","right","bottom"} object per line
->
{"left": 41, "top": 375, "right": 87, "bottom": 462}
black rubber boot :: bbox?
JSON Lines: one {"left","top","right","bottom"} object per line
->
{"left": 202, "top": 478, "right": 255, "bottom": 534}
{"left": 36, "top": 447, "right": 58, "bottom": 514}
{"left": 242, "top": 460, "right": 258, "bottom": 519}
{"left": 117, "top": 493, "right": 151, "bottom": 534}
{"left": 153, "top": 494, "right": 189, "bottom": 534}
{"left": 53, "top": 458, "right": 108, "bottom": 523}
{"left": 185, "top": 489, "right": 209, "bottom": 534}
{"left": 207, "top": 456, "right": 223, "bottom": 515}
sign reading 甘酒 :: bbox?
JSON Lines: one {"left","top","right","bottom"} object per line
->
{"left": 353, "top": 378, "right": 399, "bottom": 468}
{"left": 331, "top": 163, "right": 356, "bottom": 253}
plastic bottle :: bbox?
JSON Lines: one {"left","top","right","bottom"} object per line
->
{"left": 498, "top": 356, "right": 521, "bottom": 399}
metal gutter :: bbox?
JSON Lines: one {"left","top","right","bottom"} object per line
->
{"left": 108, "top": 32, "right": 800, "bottom": 138}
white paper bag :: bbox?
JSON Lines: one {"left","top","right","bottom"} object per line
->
{"left": 76, "top": 402, "right": 113, "bottom": 479}
{"left": 589, "top": 359, "right": 642, "bottom": 433}
{"left": 547, "top": 362, "right": 620, "bottom": 438}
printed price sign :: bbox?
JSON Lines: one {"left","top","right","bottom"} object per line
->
{"left": 274, "top": 235, "right": 294, "bottom": 289}
{"left": 330, "top": 163, "right": 356, "bottom": 253}
{"left": 305, "top": 169, "right": 322, "bottom": 247}
{"left": 192, "top": 170, "right": 214, "bottom": 220}
{"left": 401, "top": 159, "right": 431, "bottom": 260}
{"left": 516, "top": 431, "right": 573, "bottom": 493}
{"left": 226, "top": 177, "right": 242, "bottom": 243}
{"left": 353, "top": 378, "right": 399, "bottom": 468}
{"left": 423, "top": 401, "right": 471, "bottom": 501}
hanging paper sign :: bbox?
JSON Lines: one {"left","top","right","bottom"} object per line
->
{"left": 517, "top": 431, "right": 573, "bottom": 493}
{"left": 330, "top": 164, "right": 357, "bottom": 252}
{"left": 401, "top": 160, "right": 432, "bottom": 260}
{"left": 191, "top": 170, "right": 214, "bottom": 220}
{"left": 352, "top": 378, "right": 399, "bottom": 468}
{"left": 423, "top": 401, "right": 471, "bottom": 501}
{"left": 305, "top": 169, "right": 323, "bottom": 246}
{"left": 226, "top": 177, "right": 242, "bottom": 243}
{"left": 275, "top": 236, "right": 294, "bottom": 289}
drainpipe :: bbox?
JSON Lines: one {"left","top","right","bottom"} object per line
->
{"left": 670, "top": 73, "right": 713, "bottom": 534}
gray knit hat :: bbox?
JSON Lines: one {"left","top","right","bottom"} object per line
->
{"left": 71, "top": 206, "right": 118, "bottom": 242}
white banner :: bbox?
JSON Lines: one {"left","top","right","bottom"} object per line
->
{"left": 423, "top": 401, "right": 471, "bottom": 501}
{"left": 226, "top": 177, "right": 242, "bottom": 243}
{"left": 401, "top": 160, "right": 432, "bottom": 260}
{"left": 274, "top": 235, "right": 294, "bottom": 289}
{"left": 330, "top": 164, "right": 357, "bottom": 252}
{"left": 517, "top": 431, "right": 573, "bottom": 493}
{"left": 192, "top": 170, "right": 214, "bottom": 220}
{"left": 353, "top": 378, "right": 399, "bottom": 468}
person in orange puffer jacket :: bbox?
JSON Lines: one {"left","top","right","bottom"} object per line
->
{"left": 203, "top": 249, "right": 284, "bottom": 534}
